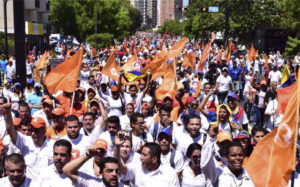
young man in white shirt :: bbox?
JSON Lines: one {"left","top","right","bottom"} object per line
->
{"left": 129, "top": 113, "right": 153, "bottom": 152}
{"left": 157, "top": 128, "right": 184, "bottom": 181}
{"left": 38, "top": 139, "right": 73, "bottom": 186}
{"left": 63, "top": 144, "right": 126, "bottom": 187}
{"left": 216, "top": 67, "right": 233, "bottom": 104}
{"left": 115, "top": 134, "right": 180, "bottom": 187}
{"left": 268, "top": 64, "right": 282, "bottom": 85}
{"left": 62, "top": 115, "right": 93, "bottom": 159}
{"left": 80, "top": 111, "right": 106, "bottom": 140}
{"left": 4, "top": 104, "right": 54, "bottom": 176}
{"left": 119, "top": 103, "right": 134, "bottom": 131}
{"left": 0, "top": 153, "right": 38, "bottom": 186}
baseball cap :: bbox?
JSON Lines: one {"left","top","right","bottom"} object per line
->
{"left": 31, "top": 117, "right": 46, "bottom": 129}
{"left": 42, "top": 99, "right": 53, "bottom": 106}
{"left": 13, "top": 117, "right": 21, "bottom": 126}
{"left": 222, "top": 67, "right": 228, "bottom": 72}
{"left": 158, "top": 128, "right": 172, "bottom": 137}
{"left": 94, "top": 139, "right": 108, "bottom": 151}
{"left": 217, "top": 131, "right": 232, "bottom": 142}
{"left": 227, "top": 92, "right": 237, "bottom": 100}
{"left": 141, "top": 103, "right": 150, "bottom": 109}
{"left": 260, "top": 80, "right": 267, "bottom": 85}
{"left": 34, "top": 82, "right": 41, "bottom": 88}
{"left": 234, "top": 131, "right": 251, "bottom": 140}
{"left": 52, "top": 108, "right": 65, "bottom": 116}
{"left": 111, "top": 85, "right": 118, "bottom": 92}
{"left": 27, "top": 78, "right": 34, "bottom": 84}
{"left": 14, "top": 82, "right": 21, "bottom": 87}
{"left": 198, "top": 70, "right": 204, "bottom": 75}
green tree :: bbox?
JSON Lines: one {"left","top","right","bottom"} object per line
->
{"left": 279, "top": 0, "right": 300, "bottom": 36}
{"left": 184, "top": 0, "right": 281, "bottom": 42}
{"left": 159, "top": 20, "right": 184, "bottom": 36}
{"left": 86, "top": 33, "right": 114, "bottom": 48}
{"left": 284, "top": 36, "right": 300, "bottom": 59}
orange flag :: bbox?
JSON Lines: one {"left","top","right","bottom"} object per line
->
{"left": 264, "top": 54, "right": 269, "bottom": 69}
{"left": 35, "top": 51, "right": 50, "bottom": 83}
{"left": 182, "top": 52, "right": 196, "bottom": 69}
{"left": 168, "top": 37, "right": 188, "bottom": 58}
{"left": 123, "top": 38, "right": 127, "bottom": 52}
{"left": 201, "top": 42, "right": 204, "bottom": 50}
{"left": 142, "top": 56, "right": 168, "bottom": 80}
{"left": 194, "top": 79, "right": 202, "bottom": 98}
{"left": 244, "top": 74, "right": 299, "bottom": 187}
{"left": 224, "top": 39, "right": 232, "bottom": 62}
{"left": 91, "top": 47, "right": 97, "bottom": 58}
{"left": 101, "top": 53, "right": 120, "bottom": 81}
{"left": 196, "top": 42, "right": 200, "bottom": 49}
{"left": 155, "top": 58, "right": 177, "bottom": 101}
{"left": 249, "top": 44, "right": 256, "bottom": 62}
{"left": 121, "top": 53, "right": 138, "bottom": 72}
{"left": 44, "top": 48, "right": 83, "bottom": 94}
{"left": 276, "top": 83, "right": 296, "bottom": 114}
{"left": 197, "top": 41, "right": 211, "bottom": 71}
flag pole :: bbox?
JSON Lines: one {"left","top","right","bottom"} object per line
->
{"left": 70, "top": 91, "right": 75, "bottom": 115}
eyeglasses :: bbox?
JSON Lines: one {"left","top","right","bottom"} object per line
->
{"left": 160, "top": 114, "right": 170, "bottom": 117}
{"left": 239, "top": 139, "right": 249, "bottom": 144}
{"left": 191, "top": 155, "right": 201, "bottom": 159}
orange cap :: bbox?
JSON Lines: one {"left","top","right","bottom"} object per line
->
{"left": 94, "top": 139, "right": 108, "bottom": 151}
{"left": 111, "top": 85, "right": 118, "bottom": 92}
{"left": 41, "top": 95, "right": 51, "bottom": 102}
{"left": 31, "top": 117, "right": 46, "bottom": 129}
{"left": 0, "top": 138, "right": 4, "bottom": 152}
{"left": 52, "top": 108, "right": 65, "bottom": 116}
{"left": 42, "top": 99, "right": 53, "bottom": 105}
{"left": 217, "top": 131, "right": 232, "bottom": 142}
{"left": 142, "top": 103, "right": 150, "bottom": 109}
{"left": 13, "top": 117, "right": 21, "bottom": 126}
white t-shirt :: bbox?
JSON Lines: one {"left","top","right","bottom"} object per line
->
{"left": 9, "top": 93, "right": 20, "bottom": 111}
{"left": 61, "top": 134, "right": 92, "bottom": 159}
{"left": 131, "top": 133, "right": 153, "bottom": 152}
{"left": 15, "top": 132, "right": 54, "bottom": 173}
{"left": 76, "top": 176, "right": 127, "bottom": 187}
{"left": 123, "top": 163, "right": 180, "bottom": 187}
{"left": 269, "top": 70, "right": 282, "bottom": 85}
{"left": 99, "top": 131, "right": 115, "bottom": 157}
{"left": 6, "top": 64, "right": 16, "bottom": 79}
{"left": 181, "top": 164, "right": 210, "bottom": 187}
{"left": 160, "top": 149, "right": 184, "bottom": 173}
{"left": 98, "top": 90, "right": 123, "bottom": 117}
{"left": 216, "top": 75, "right": 232, "bottom": 92}
{"left": 124, "top": 92, "right": 144, "bottom": 113}
{"left": 38, "top": 164, "right": 73, "bottom": 187}
{"left": 265, "top": 99, "right": 282, "bottom": 132}
{"left": 148, "top": 121, "right": 179, "bottom": 142}
{"left": 0, "top": 176, "right": 39, "bottom": 187}
{"left": 120, "top": 115, "right": 131, "bottom": 131}
{"left": 218, "top": 167, "right": 255, "bottom": 187}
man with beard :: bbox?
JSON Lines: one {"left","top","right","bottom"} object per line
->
{"left": 61, "top": 115, "right": 93, "bottom": 159}
{"left": 89, "top": 99, "right": 106, "bottom": 126}
{"left": 4, "top": 103, "right": 54, "bottom": 177}
{"left": 63, "top": 145, "right": 126, "bottom": 186}
{"left": 38, "top": 139, "right": 73, "bottom": 186}
{"left": 0, "top": 153, "right": 38, "bottom": 186}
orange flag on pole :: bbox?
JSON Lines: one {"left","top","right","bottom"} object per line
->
{"left": 44, "top": 48, "right": 83, "bottom": 94}
{"left": 244, "top": 73, "right": 299, "bottom": 187}
{"left": 142, "top": 56, "right": 168, "bottom": 80}
{"left": 167, "top": 37, "right": 188, "bottom": 58}
{"left": 249, "top": 44, "right": 256, "bottom": 62}
{"left": 155, "top": 58, "right": 177, "bottom": 101}
{"left": 264, "top": 54, "right": 269, "bottom": 70}
{"left": 91, "top": 47, "right": 97, "bottom": 58}
{"left": 197, "top": 42, "right": 211, "bottom": 71}
{"left": 101, "top": 53, "right": 120, "bottom": 81}
{"left": 182, "top": 52, "right": 196, "bottom": 69}
{"left": 224, "top": 39, "right": 232, "bottom": 62}
{"left": 276, "top": 83, "right": 296, "bottom": 114}
{"left": 35, "top": 51, "right": 50, "bottom": 83}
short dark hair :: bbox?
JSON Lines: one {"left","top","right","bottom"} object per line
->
{"left": 20, "top": 118, "right": 31, "bottom": 126}
{"left": 189, "top": 114, "right": 200, "bottom": 122}
{"left": 186, "top": 143, "right": 202, "bottom": 158}
{"left": 129, "top": 84, "right": 137, "bottom": 90}
{"left": 159, "top": 104, "right": 171, "bottom": 114}
{"left": 88, "top": 75, "right": 94, "bottom": 80}
{"left": 203, "top": 82, "right": 211, "bottom": 88}
{"left": 143, "top": 142, "right": 161, "bottom": 165}
{"left": 107, "top": 116, "right": 120, "bottom": 128}
{"left": 83, "top": 112, "right": 95, "bottom": 121}
{"left": 251, "top": 126, "right": 265, "bottom": 137}
{"left": 5, "top": 153, "right": 26, "bottom": 168}
{"left": 65, "top": 115, "right": 79, "bottom": 123}
{"left": 130, "top": 113, "right": 144, "bottom": 124}
{"left": 0, "top": 97, "right": 7, "bottom": 103}
{"left": 54, "top": 139, "right": 72, "bottom": 156}
{"left": 19, "top": 101, "right": 29, "bottom": 109}
{"left": 225, "top": 141, "right": 243, "bottom": 156}
{"left": 126, "top": 103, "right": 134, "bottom": 109}
{"left": 99, "top": 157, "right": 119, "bottom": 173}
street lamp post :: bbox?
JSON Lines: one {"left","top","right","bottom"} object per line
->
{"left": 3, "top": 0, "right": 9, "bottom": 57}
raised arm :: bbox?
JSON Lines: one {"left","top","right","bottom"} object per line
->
{"left": 113, "top": 131, "right": 127, "bottom": 174}
{"left": 199, "top": 87, "right": 216, "bottom": 116}
{"left": 99, "top": 100, "right": 108, "bottom": 131}
{"left": 142, "top": 71, "right": 151, "bottom": 96}
{"left": 118, "top": 70, "right": 125, "bottom": 96}
{"left": 63, "top": 145, "right": 100, "bottom": 183}
{"left": 2, "top": 103, "right": 17, "bottom": 144}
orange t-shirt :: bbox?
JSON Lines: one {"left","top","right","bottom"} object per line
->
{"left": 46, "top": 125, "right": 67, "bottom": 141}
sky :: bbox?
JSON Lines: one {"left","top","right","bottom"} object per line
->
{"left": 183, "top": 0, "right": 189, "bottom": 7}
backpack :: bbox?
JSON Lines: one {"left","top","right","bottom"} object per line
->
{"left": 152, "top": 121, "right": 174, "bottom": 142}
{"left": 169, "top": 149, "right": 176, "bottom": 168}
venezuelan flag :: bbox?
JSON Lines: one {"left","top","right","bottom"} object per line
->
{"left": 123, "top": 60, "right": 147, "bottom": 82}
{"left": 280, "top": 65, "right": 293, "bottom": 88}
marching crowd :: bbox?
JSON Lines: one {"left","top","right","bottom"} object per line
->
{"left": 0, "top": 32, "right": 299, "bottom": 187}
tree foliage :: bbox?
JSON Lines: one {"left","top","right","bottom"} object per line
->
{"left": 50, "top": 0, "right": 141, "bottom": 47}
{"left": 284, "top": 36, "right": 300, "bottom": 59}
{"left": 184, "top": 0, "right": 281, "bottom": 42}
{"left": 279, "top": 0, "right": 300, "bottom": 36}
{"left": 159, "top": 20, "right": 184, "bottom": 36}
{"left": 86, "top": 33, "right": 114, "bottom": 49}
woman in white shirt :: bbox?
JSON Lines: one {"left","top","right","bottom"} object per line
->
{"left": 181, "top": 143, "right": 212, "bottom": 187}
{"left": 216, "top": 67, "right": 233, "bottom": 104}
{"left": 10, "top": 82, "right": 24, "bottom": 115}
{"left": 98, "top": 85, "right": 123, "bottom": 117}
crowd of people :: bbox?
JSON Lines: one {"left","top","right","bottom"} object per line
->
{"left": 0, "top": 32, "right": 299, "bottom": 186}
